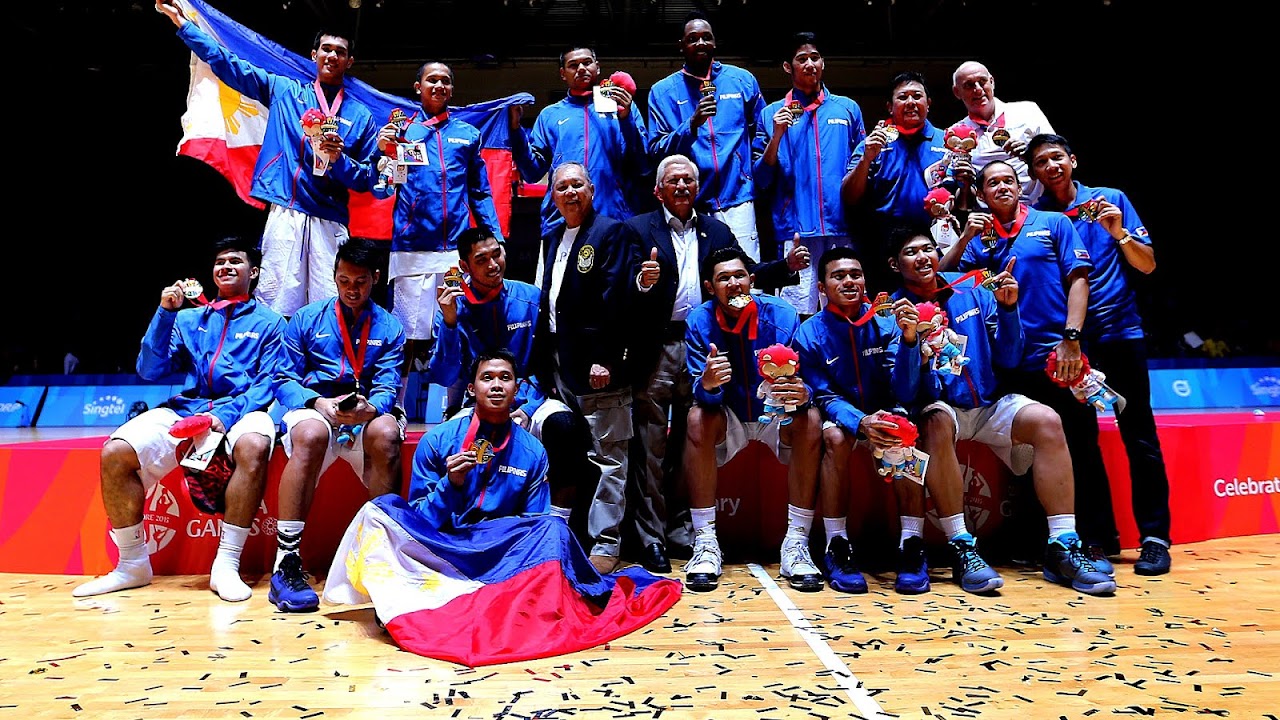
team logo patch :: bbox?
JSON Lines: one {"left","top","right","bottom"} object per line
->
{"left": 577, "top": 245, "right": 595, "bottom": 273}
{"left": 1074, "top": 248, "right": 1091, "bottom": 260}
{"left": 1134, "top": 225, "right": 1149, "bottom": 238}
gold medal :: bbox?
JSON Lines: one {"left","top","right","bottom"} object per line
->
{"left": 443, "top": 266, "right": 464, "bottom": 289}
{"left": 320, "top": 116, "right": 340, "bottom": 138}
{"left": 872, "top": 291, "right": 894, "bottom": 317}
{"left": 991, "top": 127, "right": 1011, "bottom": 146}
{"left": 787, "top": 101, "right": 804, "bottom": 119}
{"left": 700, "top": 80, "right": 716, "bottom": 98}
{"left": 881, "top": 121, "right": 900, "bottom": 143}
{"left": 727, "top": 293, "right": 754, "bottom": 310}
{"left": 179, "top": 278, "right": 204, "bottom": 300}
{"left": 1077, "top": 199, "right": 1101, "bottom": 222}
{"left": 471, "top": 438, "right": 495, "bottom": 465}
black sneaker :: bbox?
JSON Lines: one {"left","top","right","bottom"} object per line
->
{"left": 894, "top": 536, "right": 930, "bottom": 594}
{"left": 268, "top": 554, "right": 319, "bottom": 612}
{"left": 823, "top": 536, "right": 868, "bottom": 594}
{"left": 1134, "top": 540, "right": 1172, "bottom": 576}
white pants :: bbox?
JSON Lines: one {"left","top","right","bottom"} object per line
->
{"left": 257, "top": 204, "right": 347, "bottom": 317}
{"left": 922, "top": 394, "right": 1040, "bottom": 474}
{"left": 711, "top": 201, "right": 759, "bottom": 263}
{"left": 109, "top": 408, "right": 276, "bottom": 491}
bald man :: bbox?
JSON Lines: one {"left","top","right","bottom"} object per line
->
{"left": 949, "top": 61, "right": 1055, "bottom": 204}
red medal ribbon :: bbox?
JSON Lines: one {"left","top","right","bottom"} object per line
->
{"left": 192, "top": 293, "right": 249, "bottom": 311}
{"left": 312, "top": 79, "right": 345, "bottom": 120}
{"left": 967, "top": 111, "right": 1005, "bottom": 132}
{"left": 460, "top": 410, "right": 513, "bottom": 460}
{"left": 884, "top": 120, "right": 922, "bottom": 137}
{"left": 414, "top": 109, "right": 450, "bottom": 128}
{"left": 461, "top": 280, "right": 503, "bottom": 305}
{"left": 334, "top": 299, "right": 372, "bottom": 386}
{"left": 851, "top": 302, "right": 883, "bottom": 326}
{"left": 938, "top": 269, "right": 992, "bottom": 293}
{"left": 1063, "top": 196, "right": 1101, "bottom": 218}
{"left": 783, "top": 88, "right": 826, "bottom": 114}
{"left": 993, "top": 204, "right": 1030, "bottom": 240}
{"left": 715, "top": 301, "right": 758, "bottom": 340}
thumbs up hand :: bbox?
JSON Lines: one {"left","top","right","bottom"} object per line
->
{"left": 701, "top": 342, "right": 733, "bottom": 391}
{"left": 639, "top": 246, "right": 661, "bottom": 289}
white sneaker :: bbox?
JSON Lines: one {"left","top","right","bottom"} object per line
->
{"left": 684, "top": 533, "right": 723, "bottom": 591}
{"left": 780, "top": 536, "right": 825, "bottom": 591}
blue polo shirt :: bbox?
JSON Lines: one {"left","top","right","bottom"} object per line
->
{"left": 1035, "top": 182, "right": 1149, "bottom": 343}
{"left": 846, "top": 120, "right": 949, "bottom": 229}
{"left": 958, "top": 207, "right": 1092, "bottom": 371}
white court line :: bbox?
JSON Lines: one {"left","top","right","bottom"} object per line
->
{"left": 747, "top": 563, "right": 888, "bottom": 720}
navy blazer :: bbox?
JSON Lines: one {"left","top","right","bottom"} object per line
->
{"left": 626, "top": 209, "right": 798, "bottom": 377}
{"left": 533, "top": 211, "right": 641, "bottom": 397}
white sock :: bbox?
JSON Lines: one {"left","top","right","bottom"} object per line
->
{"left": 899, "top": 515, "right": 924, "bottom": 549}
{"left": 551, "top": 505, "right": 572, "bottom": 520}
{"left": 275, "top": 520, "right": 306, "bottom": 572}
{"left": 1141, "top": 536, "right": 1170, "bottom": 548}
{"left": 1047, "top": 514, "right": 1076, "bottom": 541}
{"left": 823, "top": 517, "right": 848, "bottom": 550}
{"left": 210, "top": 523, "right": 252, "bottom": 602}
{"left": 941, "top": 513, "right": 968, "bottom": 540}
{"left": 786, "top": 504, "right": 815, "bottom": 541}
{"left": 72, "top": 522, "right": 153, "bottom": 597}
{"left": 691, "top": 506, "right": 717, "bottom": 535}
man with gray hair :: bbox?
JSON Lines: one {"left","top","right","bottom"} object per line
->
{"left": 626, "top": 154, "right": 803, "bottom": 572}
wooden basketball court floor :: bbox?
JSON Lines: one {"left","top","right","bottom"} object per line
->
{"left": 2, "top": 535, "right": 1277, "bottom": 719}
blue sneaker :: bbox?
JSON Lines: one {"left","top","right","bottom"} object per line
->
{"left": 1044, "top": 533, "right": 1117, "bottom": 595}
{"left": 948, "top": 533, "right": 1004, "bottom": 593}
{"left": 823, "top": 536, "right": 868, "bottom": 594}
{"left": 268, "top": 553, "right": 319, "bottom": 612}
{"left": 895, "top": 536, "right": 931, "bottom": 594}
{"left": 1085, "top": 544, "right": 1116, "bottom": 577}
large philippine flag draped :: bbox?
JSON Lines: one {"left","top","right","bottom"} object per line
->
{"left": 171, "top": 0, "right": 531, "bottom": 239}
{"left": 323, "top": 495, "right": 683, "bottom": 667}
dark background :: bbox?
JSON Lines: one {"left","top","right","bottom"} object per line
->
{"left": 8, "top": 1, "right": 1259, "bottom": 375}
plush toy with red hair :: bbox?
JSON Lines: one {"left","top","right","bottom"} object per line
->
{"left": 916, "top": 302, "right": 969, "bottom": 375}
{"left": 1045, "top": 351, "right": 1128, "bottom": 414}
{"left": 756, "top": 343, "right": 800, "bottom": 425}
{"left": 873, "top": 413, "right": 928, "bottom": 482}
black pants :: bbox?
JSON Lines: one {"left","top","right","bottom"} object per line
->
{"left": 1003, "top": 367, "right": 1120, "bottom": 554}
{"left": 1087, "top": 337, "right": 1172, "bottom": 543}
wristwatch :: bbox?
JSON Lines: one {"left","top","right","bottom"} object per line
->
{"left": 1117, "top": 232, "right": 1133, "bottom": 246}
{"left": 1062, "top": 327, "right": 1083, "bottom": 342}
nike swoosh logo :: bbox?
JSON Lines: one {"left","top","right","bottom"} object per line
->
{"left": 558, "top": 118, "right": 570, "bottom": 125}
{"left": 316, "top": 332, "right": 331, "bottom": 339}
{"left": 196, "top": 327, "right": 208, "bottom": 333}
{"left": 826, "top": 356, "right": 839, "bottom": 365}
{"left": 676, "top": 99, "right": 688, "bottom": 105}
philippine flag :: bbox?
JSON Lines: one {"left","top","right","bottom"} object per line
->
{"left": 172, "top": 0, "right": 531, "bottom": 240}
{"left": 323, "top": 495, "right": 683, "bottom": 667}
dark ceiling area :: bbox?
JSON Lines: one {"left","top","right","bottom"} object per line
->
{"left": 6, "top": 2, "right": 1261, "bottom": 371}
{"left": 27, "top": 0, "right": 1153, "bottom": 66}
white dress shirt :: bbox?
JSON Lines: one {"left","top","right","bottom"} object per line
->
{"left": 637, "top": 208, "right": 702, "bottom": 322}
{"left": 546, "top": 225, "right": 580, "bottom": 334}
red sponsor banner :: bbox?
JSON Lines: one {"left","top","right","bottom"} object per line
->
{"left": 3, "top": 414, "right": 1278, "bottom": 575}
